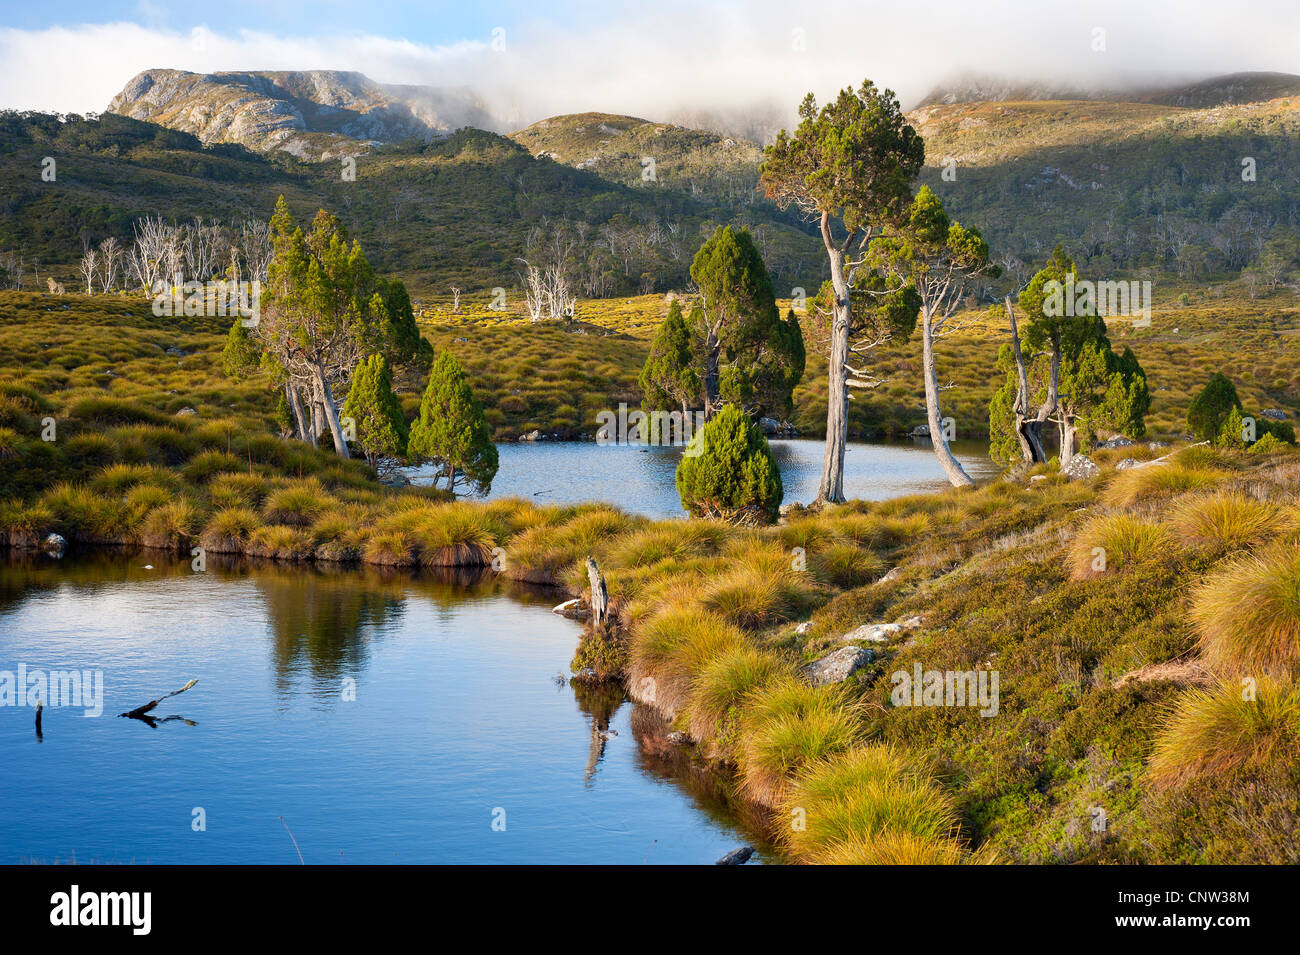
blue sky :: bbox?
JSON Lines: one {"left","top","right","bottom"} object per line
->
{"left": 2, "top": 1, "right": 1298, "bottom": 123}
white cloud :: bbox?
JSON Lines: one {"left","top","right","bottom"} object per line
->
{"left": 2, "top": 1, "right": 1298, "bottom": 133}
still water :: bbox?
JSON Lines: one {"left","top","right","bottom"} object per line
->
{"left": 2, "top": 440, "right": 993, "bottom": 865}
{"left": 410, "top": 438, "right": 996, "bottom": 517}
{"left": 0, "top": 557, "right": 770, "bottom": 864}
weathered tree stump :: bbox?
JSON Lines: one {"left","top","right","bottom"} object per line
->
{"left": 585, "top": 557, "right": 608, "bottom": 629}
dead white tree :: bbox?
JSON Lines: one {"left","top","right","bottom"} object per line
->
{"left": 450, "top": 287, "right": 461, "bottom": 312}
{"left": 97, "top": 237, "right": 121, "bottom": 293}
{"left": 128, "top": 216, "right": 171, "bottom": 293}
{"left": 78, "top": 247, "right": 97, "bottom": 294}
{"left": 520, "top": 260, "right": 547, "bottom": 321}
{"left": 239, "top": 219, "right": 272, "bottom": 284}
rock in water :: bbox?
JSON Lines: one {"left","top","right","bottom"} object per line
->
{"left": 716, "top": 846, "right": 755, "bottom": 865}
{"left": 1063, "top": 454, "right": 1101, "bottom": 480}
{"left": 805, "top": 646, "right": 872, "bottom": 686}
{"left": 42, "top": 533, "right": 66, "bottom": 557}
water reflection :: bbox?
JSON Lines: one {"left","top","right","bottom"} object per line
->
{"left": 0, "top": 551, "right": 772, "bottom": 864}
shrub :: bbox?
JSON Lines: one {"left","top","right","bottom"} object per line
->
{"left": 1186, "top": 372, "right": 1241, "bottom": 442}
{"left": 1248, "top": 432, "right": 1288, "bottom": 455}
{"left": 1190, "top": 542, "right": 1300, "bottom": 677}
{"left": 676, "top": 404, "right": 782, "bottom": 524}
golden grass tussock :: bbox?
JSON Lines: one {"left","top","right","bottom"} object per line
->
{"left": 1190, "top": 542, "right": 1300, "bottom": 677}
{"left": 1103, "top": 463, "right": 1226, "bottom": 508}
{"left": 738, "top": 679, "right": 863, "bottom": 806}
{"left": 778, "top": 744, "right": 962, "bottom": 864}
{"left": 1067, "top": 513, "right": 1174, "bottom": 580}
{"left": 1149, "top": 678, "right": 1300, "bottom": 788}
{"left": 1168, "top": 492, "right": 1286, "bottom": 553}
{"left": 685, "top": 643, "right": 791, "bottom": 749}
{"left": 628, "top": 607, "right": 749, "bottom": 718}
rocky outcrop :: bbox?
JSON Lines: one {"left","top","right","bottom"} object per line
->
{"left": 107, "top": 69, "right": 494, "bottom": 159}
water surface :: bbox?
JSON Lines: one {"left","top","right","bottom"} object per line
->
{"left": 411, "top": 438, "right": 995, "bottom": 517}
{"left": 0, "top": 556, "right": 769, "bottom": 865}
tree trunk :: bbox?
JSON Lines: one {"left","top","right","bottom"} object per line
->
{"left": 817, "top": 213, "right": 850, "bottom": 505}
{"left": 585, "top": 557, "right": 608, "bottom": 629}
{"left": 921, "top": 308, "right": 974, "bottom": 487}
{"left": 1005, "top": 297, "right": 1045, "bottom": 465}
{"left": 703, "top": 324, "right": 721, "bottom": 420}
{"left": 312, "top": 366, "right": 351, "bottom": 458}
{"left": 285, "top": 382, "right": 309, "bottom": 441}
{"left": 1059, "top": 414, "right": 1076, "bottom": 466}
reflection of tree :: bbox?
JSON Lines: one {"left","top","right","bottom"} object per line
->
{"left": 570, "top": 680, "right": 626, "bottom": 787}
{"left": 252, "top": 565, "right": 408, "bottom": 694}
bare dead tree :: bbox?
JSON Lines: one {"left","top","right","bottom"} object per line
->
{"left": 78, "top": 247, "right": 97, "bottom": 295}
{"left": 97, "top": 237, "right": 121, "bottom": 293}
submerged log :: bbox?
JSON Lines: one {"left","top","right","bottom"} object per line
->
{"left": 119, "top": 679, "right": 199, "bottom": 719}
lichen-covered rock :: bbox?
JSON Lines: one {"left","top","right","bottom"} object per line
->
{"left": 843, "top": 622, "right": 901, "bottom": 644}
{"left": 805, "top": 646, "right": 872, "bottom": 686}
{"left": 1063, "top": 454, "right": 1101, "bottom": 480}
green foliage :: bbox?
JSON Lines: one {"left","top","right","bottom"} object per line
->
{"left": 342, "top": 354, "right": 408, "bottom": 466}
{"left": 675, "top": 404, "right": 782, "bottom": 523}
{"left": 761, "top": 80, "right": 925, "bottom": 233}
{"left": 638, "top": 300, "right": 700, "bottom": 414}
{"left": 690, "top": 225, "right": 805, "bottom": 417}
{"left": 407, "top": 351, "right": 498, "bottom": 495}
{"left": 1187, "top": 372, "right": 1242, "bottom": 441}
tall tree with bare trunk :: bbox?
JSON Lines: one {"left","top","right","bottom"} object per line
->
{"left": 761, "top": 80, "right": 924, "bottom": 503}
{"left": 868, "top": 186, "right": 997, "bottom": 487}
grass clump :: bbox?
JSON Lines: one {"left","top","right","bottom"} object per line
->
{"left": 779, "top": 744, "right": 960, "bottom": 864}
{"left": 685, "top": 644, "right": 790, "bottom": 750}
{"left": 1190, "top": 542, "right": 1300, "bottom": 677}
{"left": 1149, "top": 678, "right": 1300, "bottom": 788}
{"left": 1103, "top": 463, "right": 1225, "bottom": 508}
{"left": 1169, "top": 492, "right": 1284, "bottom": 553}
{"left": 1068, "top": 513, "right": 1173, "bottom": 580}
{"left": 738, "top": 679, "right": 863, "bottom": 806}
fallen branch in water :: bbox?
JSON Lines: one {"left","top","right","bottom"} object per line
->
{"left": 118, "top": 679, "right": 199, "bottom": 719}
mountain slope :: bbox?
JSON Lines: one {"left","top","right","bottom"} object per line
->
{"left": 107, "top": 69, "right": 493, "bottom": 159}
{"left": 507, "top": 112, "right": 764, "bottom": 203}
{"left": 0, "top": 111, "right": 818, "bottom": 294}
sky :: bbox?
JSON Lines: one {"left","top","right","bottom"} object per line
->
{"left": 2, "top": 0, "right": 1299, "bottom": 127}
